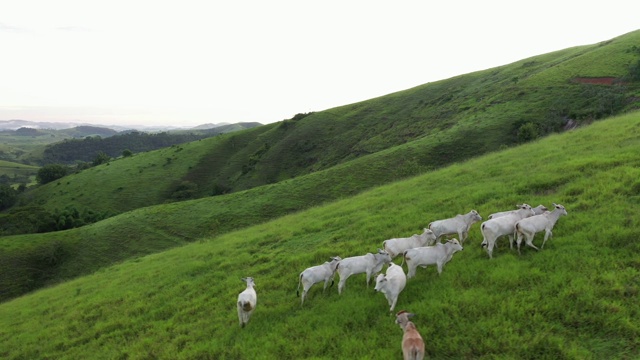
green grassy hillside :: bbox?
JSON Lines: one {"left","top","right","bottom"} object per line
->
{"left": 3, "top": 30, "right": 640, "bottom": 301}
{"left": 1, "top": 111, "right": 639, "bottom": 359}
{"left": 16, "top": 30, "right": 640, "bottom": 217}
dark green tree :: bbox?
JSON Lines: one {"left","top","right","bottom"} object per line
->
{"left": 36, "top": 164, "right": 69, "bottom": 184}
{"left": 517, "top": 122, "right": 539, "bottom": 143}
{"left": 92, "top": 151, "right": 111, "bottom": 166}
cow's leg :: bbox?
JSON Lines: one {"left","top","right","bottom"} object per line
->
{"left": 301, "top": 286, "right": 309, "bottom": 306}
{"left": 542, "top": 230, "right": 552, "bottom": 249}
{"left": 525, "top": 233, "right": 539, "bottom": 251}
{"left": 338, "top": 274, "right": 349, "bottom": 295}
{"left": 487, "top": 238, "right": 495, "bottom": 259}
{"left": 407, "top": 263, "right": 417, "bottom": 279}
{"left": 390, "top": 296, "right": 398, "bottom": 312}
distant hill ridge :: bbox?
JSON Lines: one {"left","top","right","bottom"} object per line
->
{"left": 37, "top": 122, "right": 262, "bottom": 165}
{"left": 0, "top": 119, "right": 248, "bottom": 132}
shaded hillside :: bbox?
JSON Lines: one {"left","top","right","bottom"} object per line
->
{"left": 15, "top": 30, "right": 640, "bottom": 219}
{"left": 1, "top": 111, "right": 638, "bottom": 358}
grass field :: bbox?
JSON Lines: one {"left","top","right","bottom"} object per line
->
{"left": 1, "top": 111, "right": 639, "bottom": 359}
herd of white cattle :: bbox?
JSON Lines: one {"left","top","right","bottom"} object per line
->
{"left": 237, "top": 202, "right": 568, "bottom": 358}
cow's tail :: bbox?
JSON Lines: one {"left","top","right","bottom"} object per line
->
{"left": 400, "top": 250, "right": 409, "bottom": 267}
{"left": 480, "top": 223, "right": 487, "bottom": 247}
{"left": 296, "top": 273, "right": 302, "bottom": 297}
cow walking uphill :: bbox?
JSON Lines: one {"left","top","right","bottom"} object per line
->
{"left": 336, "top": 249, "right": 392, "bottom": 294}
{"left": 429, "top": 210, "right": 482, "bottom": 244}
{"left": 296, "top": 256, "right": 342, "bottom": 306}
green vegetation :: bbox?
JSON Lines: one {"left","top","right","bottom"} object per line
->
{"left": 0, "top": 126, "right": 117, "bottom": 164}
{"left": 1, "top": 111, "right": 639, "bottom": 359}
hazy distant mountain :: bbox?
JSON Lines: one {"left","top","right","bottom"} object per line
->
{"left": 0, "top": 120, "right": 95, "bottom": 131}
{"left": 191, "top": 122, "right": 231, "bottom": 130}
{"left": 0, "top": 120, "right": 247, "bottom": 132}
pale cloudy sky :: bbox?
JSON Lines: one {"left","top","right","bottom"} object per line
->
{"left": 1, "top": 1, "right": 638, "bottom": 128}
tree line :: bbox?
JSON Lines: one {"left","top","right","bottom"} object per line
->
{"left": 40, "top": 131, "right": 213, "bottom": 165}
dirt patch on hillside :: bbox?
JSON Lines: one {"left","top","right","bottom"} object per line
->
{"left": 571, "top": 77, "right": 618, "bottom": 85}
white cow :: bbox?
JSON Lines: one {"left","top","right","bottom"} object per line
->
{"left": 488, "top": 204, "right": 548, "bottom": 219}
{"left": 402, "top": 239, "right": 464, "bottom": 278}
{"left": 396, "top": 311, "right": 425, "bottom": 360}
{"left": 296, "top": 256, "right": 342, "bottom": 306}
{"left": 383, "top": 229, "right": 437, "bottom": 258}
{"left": 515, "top": 203, "right": 568, "bottom": 254}
{"left": 428, "top": 210, "right": 482, "bottom": 244}
{"left": 374, "top": 263, "right": 407, "bottom": 312}
{"left": 336, "top": 249, "right": 392, "bottom": 294}
{"left": 480, "top": 205, "right": 535, "bottom": 259}
{"left": 237, "top": 277, "right": 257, "bottom": 328}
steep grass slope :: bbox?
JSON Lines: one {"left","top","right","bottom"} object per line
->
{"left": 17, "top": 30, "right": 640, "bottom": 216}
{"left": 1, "top": 111, "right": 639, "bottom": 359}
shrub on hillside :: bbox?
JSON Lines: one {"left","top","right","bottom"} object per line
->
{"left": 92, "top": 151, "right": 111, "bottom": 166}
{"left": 517, "top": 122, "right": 539, "bottom": 142}
{"left": 36, "top": 164, "right": 70, "bottom": 185}
{"left": 171, "top": 181, "right": 199, "bottom": 200}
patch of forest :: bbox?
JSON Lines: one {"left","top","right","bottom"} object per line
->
{"left": 42, "top": 130, "right": 217, "bottom": 165}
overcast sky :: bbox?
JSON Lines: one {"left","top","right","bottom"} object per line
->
{"left": 1, "top": 1, "right": 638, "bottom": 128}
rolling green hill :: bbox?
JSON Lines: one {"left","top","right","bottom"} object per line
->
{"left": 13, "top": 30, "right": 640, "bottom": 224}
{"left": 1, "top": 110, "right": 639, "bottom": 359}
{"left": 0, "top": 160, "right": 39, "bottom": 186}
